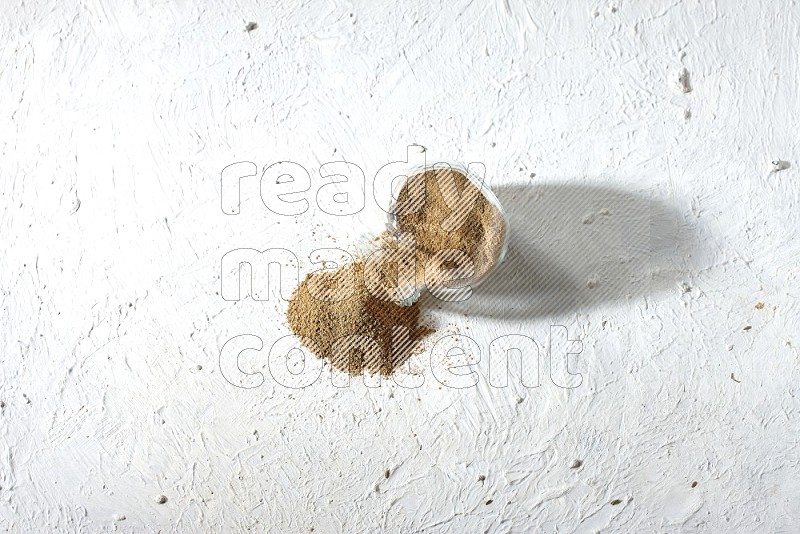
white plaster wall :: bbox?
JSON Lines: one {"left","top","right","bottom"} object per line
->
{"left": 1, "top": 0, "right": 799, "bottom": 532}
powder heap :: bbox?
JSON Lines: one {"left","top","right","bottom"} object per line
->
{"left": 286, "top": 261, "right": 433, "bottom": 376}
{"left": 286, "top": 168, "right": 505, "bottom": 376}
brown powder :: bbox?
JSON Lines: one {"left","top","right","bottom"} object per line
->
{"left": 395, "top": 168, "right": 506, "bottom": 285}
{"left": 286, "top": 261, "right": 433, "bottom": 376}
{"left": 285, "top": 167, "right": 505, "bottom": 376}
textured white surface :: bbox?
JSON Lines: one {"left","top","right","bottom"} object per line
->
{"left": 2, "top": 0, "right": 799, "bottom": 532}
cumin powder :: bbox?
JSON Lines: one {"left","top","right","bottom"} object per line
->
{"left": 286, "top": 261, "right": 432, "bottom": 376}
{"left": 286, "top": 168, "right": 505, "bottom": 376}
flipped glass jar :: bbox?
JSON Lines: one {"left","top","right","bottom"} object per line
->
{"left": 380, "top": 159, "right": 510, "bottom": 306}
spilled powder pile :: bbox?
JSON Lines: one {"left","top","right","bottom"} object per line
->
{"left": 287, "top": 261, "right": 433, "bottom": 376}
{"left": 286, "top": 168, "right": 505, "bottom": 376}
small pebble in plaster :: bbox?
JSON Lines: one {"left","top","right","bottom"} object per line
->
{"left": 478, "top": 475, "right": 486, "bottom": 482}
{"left": 245, "top": 22, "right": 258, "bottom": 32}
{"left": 490, "top": 142, "right": 496, "bottom": 148}
{"left": 609, "top": 5, "right": 618, "bottom": 13}
{"left": 599, "top": 208, "right": 612, "bottom": 216}
{"left": 485, "top": 499, "right": 494, "bottom": 505}
{"left": 154, "top": 495, "right": 168, "bottom": 504}
{"left": 755, "top": 302, "right": 765, "bottom": 309}
{"left": 582, "top": 213, "right": 596, "bottom": 224}
{"left": 587, "top": 278, "right": 599, "bottom": 289}
{"left": 384, "top": 469, "right": 390, "bottom": 479}
{"left": 570, "top": 459, "right": 583, "bottom": 469}
{"left": 530, "top": 172, "right": 536, "bottom": 178}
{"left": 691, "top": 481, "right": 698, "bottom": 488}
{"left": 684, "top": 109, "right": 692, "bottom": 120}
{"left": 743, "top": 325, "right": 752, "bottom": 331}
{"left": 676, "top": 68, "right": 692, "bottom": 93}
{"left": 731, "top": 373, "right": 741, "bottom": 383}
{"left": 112, "top": 514, "right": 126, "bottom": 521}
{"left": 610, "top": 499, "right": 622, "bottom": 505}
{"left": 679, "top": 282, "right": 692, "bottom": 294}
{"left": 592, "top": 10, "right": 600, "bottom": 17}
{"left": 771, "top": 160, "right": 791, "bottom": 172}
